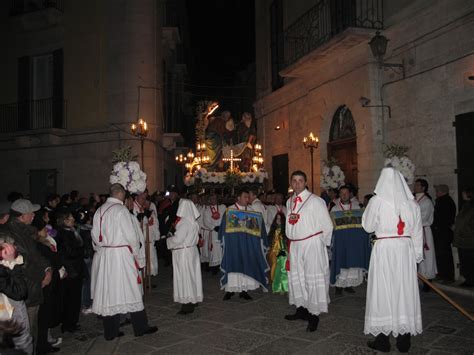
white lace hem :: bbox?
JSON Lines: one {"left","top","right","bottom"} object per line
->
{"left": 333, "top": 268, "right": 366, "bottom": 287}
{"left": 364, "top": 316, "right": 423, "bottom": 337}
{"left": 92, "top": 301, "right": 144, "bottom": 316}
{"left": 174, "top": 296, "right": 203, "bottom": 304}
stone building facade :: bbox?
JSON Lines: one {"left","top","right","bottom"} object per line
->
{"left": 0, "top": 0, "right": 188, "bottom": 202}
{"left": 255, "top": 0, "right": 474, "bottom": 204}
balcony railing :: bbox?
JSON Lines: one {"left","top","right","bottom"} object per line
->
{"left": 10, "top": 0, "right": 64, "bottom": 16}
{"left": 0, "top": 98, "right": 67, "bottom": 133}
{"left": 282, "top": 0, "right": 383, "bottom": 68}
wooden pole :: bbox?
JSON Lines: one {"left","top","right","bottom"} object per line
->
{"left": 418, "top": 273, "right": 474, "bottom": 321}
{"left": 145, "top": 222, "right": 152, "bottom": 293}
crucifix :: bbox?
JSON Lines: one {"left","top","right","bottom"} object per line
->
{"left": 222, "top": 149, "right": 241, "bottom": 172}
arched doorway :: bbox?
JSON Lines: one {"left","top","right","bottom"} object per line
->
{"left": 327, "top": 105, "right": 358, "bottom": 187}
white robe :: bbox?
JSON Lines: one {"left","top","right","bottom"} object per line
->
{"left": 416, "top": 194, "right": 437, "bottom": 279}
{"left": 330, "top": 199, "right": 365, "bottom": 288}
{"left": 286, "top": 189, "right": 334, "bottom": 315}
{"left": 201, "top": 204, "right": 226, "bottom": 267}
{"left": 362, "top": 196, "right": 423, "bottom": 336}
{"left": 251, "top": 199, "right": 268, "bottom": 231}
{"left": 167, "top": 213, "right": 203, "bottom": 304}
{"left": 224, "top": 203, "right": 261, "bottom": 292}
{"left": 133, "top": 202, "right": 159, "bottom": 276}
{"left": 197, "top": 204, "right": 210, "bottom": 263}
{"left": 91, "top": 197, "right": 144, "bottom": 316}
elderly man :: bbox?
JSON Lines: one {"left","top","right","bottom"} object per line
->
{"left": 362, "top": 168, "right": 423, "bottom": 353}
{"left": 91, "top": 183, "right": 157, "bottom": 341}
{"left": 3, "top": 199, "right": 52, "bottom": 352}
{"left": 284, "top": 171, "right": 334, "bottom": 332}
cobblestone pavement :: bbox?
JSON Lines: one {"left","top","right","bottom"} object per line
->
{"left": 53, "top": 263, "right": 474, "bottom": 354}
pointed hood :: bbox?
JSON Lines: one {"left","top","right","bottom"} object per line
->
{"left": 374, "top": 167, "right": 413, "bottom": 216}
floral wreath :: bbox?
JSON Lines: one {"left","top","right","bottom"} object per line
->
{"left": 383, "top": 144, "right": 415, "bottom": 184}
{"left": 109, "top": 146, "right": 147, "bottom": 193}
{"left": 320, "top": 158, "right": 345, "bottom": 190}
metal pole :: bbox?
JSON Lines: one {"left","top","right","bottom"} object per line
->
{"left": 310, "top": 147, "right": 314, "bottom": 192}
{"left": 141, "top": 137, "right": 145, "bottom": 172}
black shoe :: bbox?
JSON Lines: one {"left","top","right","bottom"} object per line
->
{"left": 135, "top": 326, "right": 158, "bottom": 337}
{"left": 396, "top": 334, "right": 411, "bottom": 353}
{"left": 104, "top": 331, "right": 124, "bottom": 341}
{"left": 306, "top": 314, "right": 319, "bottom": 332}
{"left": 177, "top": 303, "right": 194, "bottom": 315}
{"left": 335, "top": 287, "right": 343, "bottom": 296}
{"left": 211, "top": 266, "right": 220, "bottom": 275}
{"left": 284, "top": 307, "right": 309, "bottom": 321}
{"left": 367, "top": 334, "right": 391, "bottom": 352}
{"left": 37, "top": 344, "right": 61, "bottom": 354}
{"left": 223, "top": 292, "right": 234, "bottom": 300}
{"left": 460, "top": 281, "right": 474, "bottom": 288}
{"left": 239, "top": 291, "right": 252, "bottom": 300}
{"left": 345, "top": 287, "right": 355, "bottom": 294}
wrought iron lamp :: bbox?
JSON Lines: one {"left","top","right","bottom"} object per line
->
{"left": 130, "top": 118, "right": 148, "bottom": 171}
{"left": 303, "top": 132, "right": 319, "bottom": 192}
{"left": 369, "top": 31, "right": 405, "bottom": 77}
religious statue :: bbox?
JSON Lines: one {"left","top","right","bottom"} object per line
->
{"left": 236, "top": 112, "right": 256, "bottom": 172}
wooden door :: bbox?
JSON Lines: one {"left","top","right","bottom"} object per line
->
{"left": 455, "top": 112, "right": 474, "bottom": 209}
{"left": 328, "top": 138, "right": 358, "bottom": 187}
{"left": 272, "top": 153, "right": 289, "bottom": 194}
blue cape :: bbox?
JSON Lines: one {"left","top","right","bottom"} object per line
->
{"left": 330, "top": 210, "right": 371, "bottom": 284}
{"left": 218, "top": 208, "right": 269, "bottom": 290}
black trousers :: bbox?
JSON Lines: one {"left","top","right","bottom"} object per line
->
{"left": 61, "top": 276, "right": 83, "bottom": 330}
{"left": 458, "top": 248, "right": 474, "bottom": 284}
{"left": 102, "top": 310, "right": 149, "bottom": 339}
{"left": 433, "top": 227, "right": 454, "bottom": 280}
{"left": 157, "top": 239, "right": 171, "bottom": 264}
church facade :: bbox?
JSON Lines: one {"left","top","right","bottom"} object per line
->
{"left": 255, "top": 0, "right": 474, "bottom": 204}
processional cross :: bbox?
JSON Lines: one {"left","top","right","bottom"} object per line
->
{"left": 222, "top": 149, "right": 241, "bottom": 172}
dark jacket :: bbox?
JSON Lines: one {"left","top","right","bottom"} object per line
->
{"left": 56, "top": 228, "right": 85, "bottom": 279}
{"left": 0, "top": 264, "right": 28, "bottom": 301}
{"left": 433, "top": 194, "right": 457, "bottom": 230}
{"left": 2, "top": 220, "right": 50, "bottom": 306}
{"left": 160, "top": 198, "right": 180, "bottom": 236}
{"left": 453, "top": 200, "right": 474, "bottom": 249}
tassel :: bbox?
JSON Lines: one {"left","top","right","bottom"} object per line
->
{"left": 397, "top": 216, "right": 405, "bottom": 236}
{"left": 99, "top": 233, "right": 103, "bottom": 242}
{"left": 137, "top": 275, "right": 142, "bottom": 284}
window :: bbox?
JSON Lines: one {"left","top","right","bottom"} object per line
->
{"left": 32, "top": 53, "right": 54, "bottom": 100}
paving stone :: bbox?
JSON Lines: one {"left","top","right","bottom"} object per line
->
{"left": 249, "top": 336, "right": 313, "bottom": 354}
{"left": 138, "top": 330, "right": 190, "bottom": 350}
{"left": 49, "top": 260, "right": 473, "bottom": 355}
{"left": 199, "top": 328, "right": 276, "bottom": 353}
{"left": 431, "top": 335, "right": 474, "bottom": 354}
{"left": 295, "top": 338, "right": 349, "bottom": 354}
{"left": 115, "top": 340, "right": 157, "bottom": 354}
{"left": 150, "top": 340, "right": 236, "bottom": 354}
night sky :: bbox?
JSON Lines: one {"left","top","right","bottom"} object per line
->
{"left": 185, "top": 0, "right": 255, "bottom": 104}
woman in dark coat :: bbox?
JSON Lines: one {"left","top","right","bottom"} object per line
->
{"left": 55, "top": 210, "right": 85, "bottom": 333}
{"left": 32, "top": 214, "right": 62, "bottom": 354}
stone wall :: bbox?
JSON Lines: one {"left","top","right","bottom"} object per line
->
{"left": 255, "top": 0, "right": 474, "bottom": 203}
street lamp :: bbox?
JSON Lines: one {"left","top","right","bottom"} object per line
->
{"left": 131, "top": 118, "right": 148, "bottom": 171}
{"left": 303, "top": 132, "right": 319, "bottom": 192}
{"left": 369, "top": 31, "right": 405, "bottom": 77}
